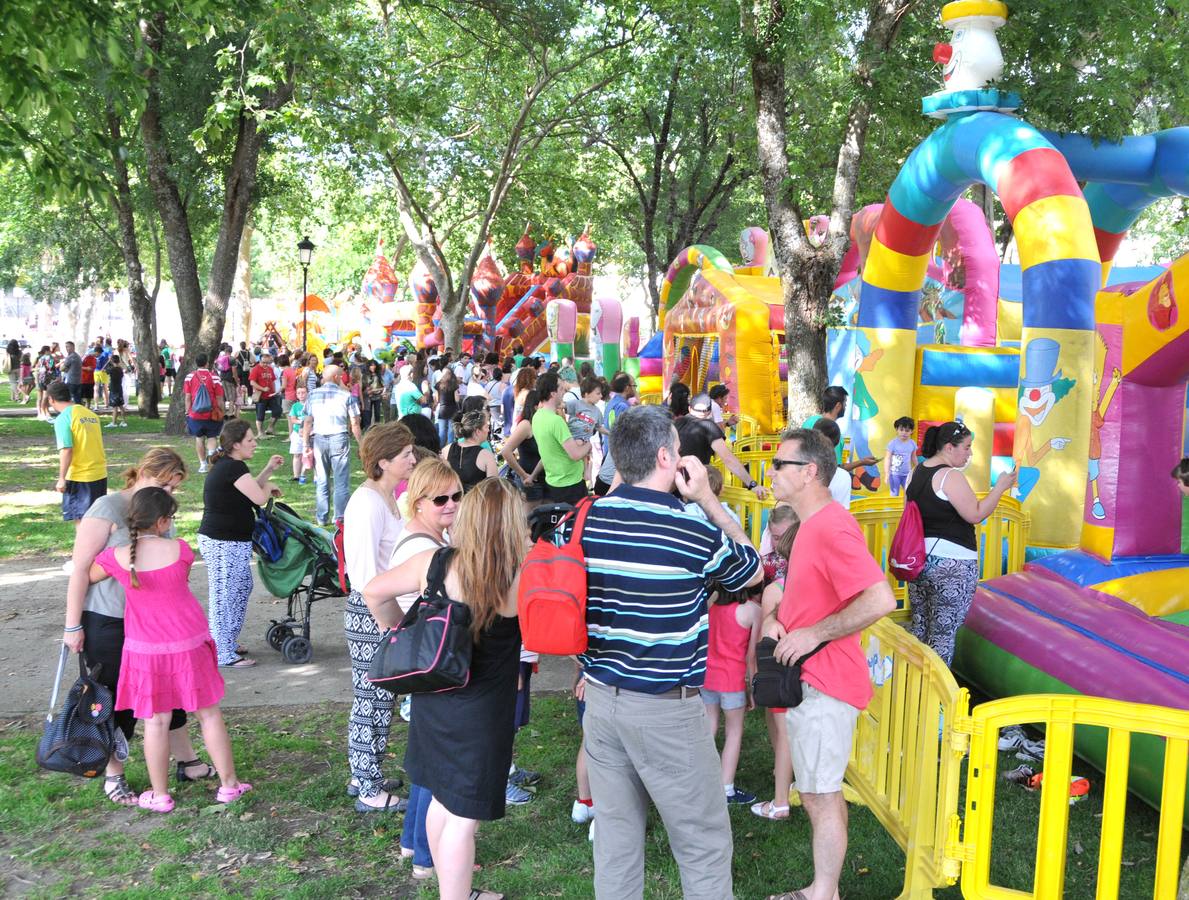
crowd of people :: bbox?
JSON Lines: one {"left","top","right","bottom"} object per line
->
{"left": 44, "top": 327, "right": 1189, "bottom": 900}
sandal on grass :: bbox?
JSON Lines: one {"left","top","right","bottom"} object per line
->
{"left": 468, "top": 891, "right": 503, "bottom": 900}
{"left": 216, "top": 782, "right": 253, "bottom": 803}
{"left": 138, "top": 790, "right": 174, "bottom": 813}
{"left": 176, "top": 759, "right": 217, "bottom": 782}
{"left": 766, "top": 892, "right": 809, "bottom": 900}
{"left": 347, "top": 776, "right": 404, "bottom": 797}
{"left": 751, "top": 799, "right": 790, "bottom": 820}
{"left": 104, "top": 774, "right": 138, "bottom": 806}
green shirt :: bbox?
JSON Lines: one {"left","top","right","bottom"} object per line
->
{"left": 513, "top": 354, "right": 525, "bottom": 368}
{"left": 532, "top": 407, "right": 584, "bottom": 488}
{"left": 801, "top": 413, "right": 843, "bottom": 465}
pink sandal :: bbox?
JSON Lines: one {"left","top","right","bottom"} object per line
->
{"left": 138, "top": 790, "right": 175, "bottom": 813}
{"left": 216, "top": 782, "right": 253, "bottom": 803}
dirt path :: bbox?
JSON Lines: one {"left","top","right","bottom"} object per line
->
{"left": 0, "top": 555, "right": 574, "bottom": 717}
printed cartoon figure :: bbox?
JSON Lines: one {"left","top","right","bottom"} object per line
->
{"left": 1013, "top": 337, "right": 1076, "bottom": 502}
{"left": 847, "top": 332, "right": 885, "bottom": 491}
{"left": 1148, "top": 268, "right": 1178, "bottom": 331}
{"left": 1087, "top": 333, "right": 1123, "bottom": 520}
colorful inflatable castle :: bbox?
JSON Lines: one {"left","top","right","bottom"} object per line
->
{"left": 853, "top": 0, "right": 1189, "bottom": 812}
{"left": 660, "top": 0, "right": 1188, "bottom": 812}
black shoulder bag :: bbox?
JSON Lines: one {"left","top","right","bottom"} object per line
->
{"left": 366, "top": 548, "right": 473, "bottom": 693}
{"left": 751, "top": 636, "right": 830, "bottom": 709}
{"left": 36, "top": 646, "right": 117, "bottom": 778}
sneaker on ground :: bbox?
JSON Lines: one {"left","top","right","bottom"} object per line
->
{"left": 725, "top": 787, "right": 757, "bottom": 805}
{"left": 508, "top": 766, "right": 540, "bottom": 788}
{"left": 113, "top": 730, "right": 129, "bottom": 762}
{"left": 571, "top": 799, "right": 594, "bottom": 824}
{"left": 505, "top": 781, "right": 534, "bottom": 805}
{"left": 198, "top": 462, "right": 209, "bottom": 474}
{"left": 400, "top": 695, "right": 412, "bottom": 722}
{"left": 1015, "top": 738, "right": 1046, "bottom": 762}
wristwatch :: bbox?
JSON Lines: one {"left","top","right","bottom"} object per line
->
{"left": 746, "top": 479, "right": 759, "bottom": 490}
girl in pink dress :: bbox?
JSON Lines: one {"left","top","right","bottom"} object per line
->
{"left": 89, "top": 487, "right": 251, "bottom": 813}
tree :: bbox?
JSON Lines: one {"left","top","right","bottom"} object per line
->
{"left": 742, "top": 0, "right": 925, "bottom": 422}
{"left": 312, "top": 0, "right": 644, "bottom": 350}
{"left": 591, "top": 3, "right": 763, "bottom": 325}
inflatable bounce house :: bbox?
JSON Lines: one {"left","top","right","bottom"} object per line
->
{"left": 661, "top": 0, "right": 1188, "bottom": 811}
{"left": 409, "top": 227, "right": 628, "bottom": 374}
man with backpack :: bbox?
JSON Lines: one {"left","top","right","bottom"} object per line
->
{"left": 183, "top": 352, "right": 225, "bottom": 473}
{"left": 564, "top": 404, "right": 761, "bottom": 900}
{"left": 763, "top": 427, "right": 895, "bottom": 900}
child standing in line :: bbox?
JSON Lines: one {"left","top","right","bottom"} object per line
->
{"left": 18, "top": 352, "right": 34, "bottom": 404}
{"left": 751, "top": 505, "right": 799, "bottom": 820}
{"left": 88, "top": 488, "right": 250, "bottom": 813}
{"left": 684, "top": 466, "right": 743, "bottom": 527}
{"left": 703, "top": 582, "right": 763, "bottom": 806}
{"left": 566, "top": 377, "right": 607, "bottom": 485}
{"left": 884, "top": 416, "right": 918, "bottom": 497}
{"left": 288, "top": 385, "right": 309, "bottom": 483}
{"left": 104, "top": 353, "right": 128, "bottom": 428}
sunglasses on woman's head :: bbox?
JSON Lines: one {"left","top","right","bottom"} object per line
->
{"left": 431, "top": 491, "right": 463, "bottom": 507}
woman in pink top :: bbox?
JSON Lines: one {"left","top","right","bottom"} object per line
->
{"left": 89, "top": 487, "right": 251, "bottom": 814}
{"left": 703, "top": 585, "right": 762, "bottom": 806}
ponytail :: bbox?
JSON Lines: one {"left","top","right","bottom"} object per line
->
{"left": 211, "top": 418, "right": 253, "bottom": 464}
{"left": 922, "top": 421, "right": 973, "bottom": 458}
{"left": 124, "top": 487, "right": 178, "bottom": 589}
{"left": 920, "top": 426, "right": 941, "bottom": 458}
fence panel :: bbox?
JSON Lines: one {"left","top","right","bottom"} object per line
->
{"left": 959, "top": 695, "right": 1189, "bottom": 899}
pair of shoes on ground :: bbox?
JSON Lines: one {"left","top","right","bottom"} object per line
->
{"left": 138, "top": 781, "right": 252, "bottom": 814}
{"left": 998, "top": 725, "right": 1045, "bottom": 761}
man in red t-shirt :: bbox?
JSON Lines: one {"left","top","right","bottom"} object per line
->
{"left": 183, "top": 351, "right": 226, "bottom": 472}
{"left": 764, "top": 427, "right": 895, "bottom": 900}
{"left": 249, "top": 351, "right": 282, "bottom": 437}
{"left": 79, "top": 347, "right": 98, "bottom": 407}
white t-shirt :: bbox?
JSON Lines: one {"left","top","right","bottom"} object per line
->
{"left": 342, "top": 485, "right": 404, "bottom": 588}
{"left": 388, "top": 530, "right": 448, "bottom": 613}
{"left": 711, "top": 399, "right": 725, "bottom": 425}
{"left": 465, "top": 379, "right": 488, "bottom": 399}
{"left": 829, "top": 468, "right": 852, "bottom": 509}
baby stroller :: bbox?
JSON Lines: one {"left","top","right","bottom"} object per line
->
{"left": 254, "top": 500, "right": 348, "bottom": 664}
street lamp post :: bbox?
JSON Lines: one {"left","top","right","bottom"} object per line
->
{"left": 297, "top": 236, "right": 316, "bottom": 353}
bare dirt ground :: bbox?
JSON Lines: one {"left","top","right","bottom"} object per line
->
{"left": 0, "top": 556, "right": 573, "bottom": 718}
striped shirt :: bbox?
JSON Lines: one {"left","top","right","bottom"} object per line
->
{"left": 566, "top": 485, "right": 760, "bottom": 693}
{"left": 306, "top": 384, "right": 360, "bottom": 436}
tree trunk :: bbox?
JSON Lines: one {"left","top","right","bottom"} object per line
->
{"left": 140, "top": 13, "right": 204, "bottom": 347}
{"left": 106, "top": 106, "right": 160, "bottom": 416}
{"left": 440, "top": 287, "right": 467, "bottom": 352}
{"left": 231, "top": 218, "right": 253, "bottom": 348}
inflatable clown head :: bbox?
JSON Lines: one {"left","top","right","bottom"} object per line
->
{"left": 933, "top": 1, "right": 1008, "bottom": 93}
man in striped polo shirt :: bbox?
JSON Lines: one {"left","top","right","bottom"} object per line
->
{"left": 568, "top": 404, "right": 761, "bottom": 900}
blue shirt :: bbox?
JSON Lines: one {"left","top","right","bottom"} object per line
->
{"left": 566, "top": 485, "right": 760, "bottom": 692}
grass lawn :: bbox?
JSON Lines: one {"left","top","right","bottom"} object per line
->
{"left": 0, "top": 699, "right": 1175, "bottom": 898}
{"left": 0, "top": 410, "right": 331, "bottom": 561}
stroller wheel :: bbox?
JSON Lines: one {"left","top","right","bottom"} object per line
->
{"left": 281, "top": 635, "right": 313, "bottom": 664}
{"left": 267, "top": 622, "right": 294, "bottom": 652}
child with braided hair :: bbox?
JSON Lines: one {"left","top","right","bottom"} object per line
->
{"left": 88, "top": 488, "right": 250, "bottom": 813}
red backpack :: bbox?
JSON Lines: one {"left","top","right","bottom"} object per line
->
{"left": 889, "top": 498, "right": 927, "bottom": 582}
{"left": 518, "top": 497, "right": 595, "bottom": 655}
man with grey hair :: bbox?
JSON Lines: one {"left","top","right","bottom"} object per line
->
{"left": 764, "top": 427, "right": 895, "bottom": 900}
{"left": 562, "top": 404, "right": 761, "bottom": 900}
{"left": 302, "top": 364, "right": 362, "bottom": 525}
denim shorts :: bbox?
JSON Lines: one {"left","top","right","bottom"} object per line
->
{"left": 701, "top": 688, "right": 747, "bottom": 711}
{"left": 62, "top": 478, "right": 108, "bottom": 521}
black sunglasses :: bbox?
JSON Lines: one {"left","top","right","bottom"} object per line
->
{"left": 772, "top": 458, "right": 812, "bottom": 471}
{"left": 431, "top": 491, "right": 463, "bottom": 507}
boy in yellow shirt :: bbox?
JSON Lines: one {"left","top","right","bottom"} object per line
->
{"left": 49, "top": 380, "right": 108, "bottom": 526}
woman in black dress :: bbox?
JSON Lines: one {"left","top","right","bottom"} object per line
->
{"left": 364, "top": 477, "right": 527, "bottom": 900}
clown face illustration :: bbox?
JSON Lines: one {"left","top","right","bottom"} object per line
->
{"left": 1020, "top": 382, "right": 1056, "bottom": 426}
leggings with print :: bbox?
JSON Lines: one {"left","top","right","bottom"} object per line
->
{"left": 197, "top": 535, "right": 255, "bottom": 666}
{"left": 344, "top": 589, "right": 395, "bottom": 799}
{"left": 907, "top": 554, "right": 980, "bottom": 666}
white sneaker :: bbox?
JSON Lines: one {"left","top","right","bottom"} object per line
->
{"left": 198, "top": 462, "right": 208, "bottom": 474}
{"left": 104, "top": 422, "right": 117, "bottom": 428}
{"left": 571, "top": 799, "right": 594, "bottom": 824}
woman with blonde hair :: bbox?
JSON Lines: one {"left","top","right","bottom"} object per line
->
{"left": 62, "top": 447, "right": 215, "bottom": 806}
{"left": 364, "top": 478, "right": 528, "bottom": 900}
{"left": 341, "top": 422, "right": 418, "bottom": 813}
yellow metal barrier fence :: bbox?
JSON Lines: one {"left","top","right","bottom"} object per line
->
{"left": 850, "top": 619, "right": 969, "bottom": 899}
{"left": 957, "top": 695, "right": 1189, "bottom": 899}
{"left": 850, "top": 495, "right": 1030, "bottom": 620}
{"left": 718, "top": 485, "right": 774, "bottom": 546}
